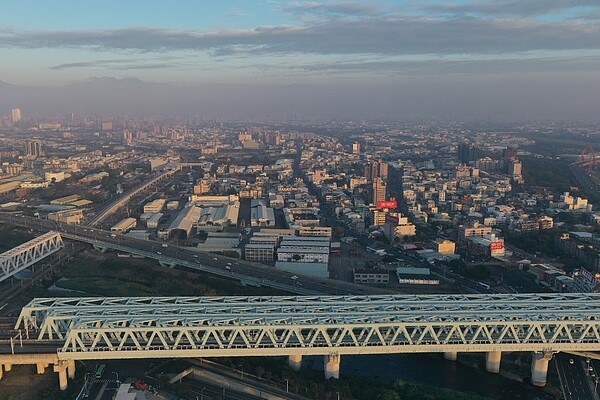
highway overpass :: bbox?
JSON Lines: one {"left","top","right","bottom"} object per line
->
{"left": 0, "top": 214, "right": 391, "bottom": 296}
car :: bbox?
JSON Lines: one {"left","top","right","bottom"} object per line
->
{"left": 291, "top": 275, "right": 298, "bottom": 280}
{"left": 213, "top": 258, "right": 218, "bottom": 261}
{"left": 192, "top": 255, "right": 198, "bottom": 258}
{"left": 569, "top": 359, "right": 574, "bottom": 365}
{"left": 227, "top": 262, "right": 232, "bottom": 266}
{"left": 162, "top": 244, "right": 168, "bottom": 248}
{"left": 157, "top": 251, "right": 162, "bottom": 255}
{"left": 225, "top": 266, "right": 231, "bottom": 270}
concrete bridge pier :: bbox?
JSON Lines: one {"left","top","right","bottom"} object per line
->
{"left": 0, "top": 364, "right": 3, "bottom": 380}
{"left": 531, "top": 351, "right": 553, "bottom": 387}
{"left": 324, "top": 353, "right": 340, "bottom": 379}
{"left": 444, "top": 352, "right": 458, "bottom": 361}
{"left": 485, "top": 351, "right": 502, "bottom": 373}
{"left": 159, "top": 261, "right": 177, "bottom": 269}
{"left": 53, "top": 362, "right": 68, "bottom": 391}
{"left": 4, "top": 364, "right": 11, "bottom": 372}
{"left": 36, "top": 363, "right": 47, "bottom": 374}
{"left": 92, "top": 245, "right": 107, "bottom": 252}
{"left": 67, "top": 360, "right": 76, "bottom": 379}
{"left": 288, "top": 354, "right": 303, "bottom": 371}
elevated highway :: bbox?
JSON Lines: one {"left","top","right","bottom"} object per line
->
{"left": 0, "top": 214, "right": 390, "bottom": 296}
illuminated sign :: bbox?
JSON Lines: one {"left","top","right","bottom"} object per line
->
{"left": 378, "top": 201, "right": 398, "bottom": 209}
{"left": 490, "top": 241, "right": 504, "bottom": 250}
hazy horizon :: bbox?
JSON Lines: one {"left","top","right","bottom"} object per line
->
{"left": 1, "top": 0, "right": 600, "bottom": 120}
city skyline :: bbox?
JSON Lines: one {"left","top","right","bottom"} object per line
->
{"left": 1, "top": 1, "right": 600, "bottom": 120}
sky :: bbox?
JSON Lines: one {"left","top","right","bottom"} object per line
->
{"left": 1, "top": 0, "right": 600, "bottom": 120}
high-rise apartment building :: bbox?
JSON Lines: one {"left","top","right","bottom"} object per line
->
{"left": 352, "top": 141, "right": 361, "bottom": 154}
{"left": 25, "top": 139, "right": 42, "bottom": 158}
{"left": 11, "top": 108, "right": 21, "bottom": 123}
{"left": 364, "top": 160, "right": 388, "bottom": 181}
{"left": 372, "top": 177, "right": 387, "bottom": 205}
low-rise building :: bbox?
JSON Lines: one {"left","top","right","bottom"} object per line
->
{"left": 48, "top": 209, "right": 84, "bottom": 224}
{"left": 146, "top": 213, "right": 163, "bottom": 229}
{"left": 353, "top": 268, "right": 389, "bottom": 284}
{"left": 245, "top": 243, "right": 275, "bottom": 262}
{"left": 144, "top": 198, "right": 167, "bottom": 213}
{"left": 111, "top": 217, "right": 137, "bottom": 233}
{"left": 396, "top": 267, "right": 439, "bottom": 285}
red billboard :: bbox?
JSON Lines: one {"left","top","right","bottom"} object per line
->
{"left": 490, "top": 241, "right": 504, "bottom": 250}
{"left": 378, "top": 200, "right": 398, "bottom": 209}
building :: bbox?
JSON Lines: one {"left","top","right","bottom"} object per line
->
{"left": 48, "top": 209, "right": 83, "bottom": 224}
{"left": 245, "top": 243, "right": 275, "bottom": 262}
{"left": 574, "top": 268, "right": 600, "bottom": 292}
{"left": 459, "top": 223, "right": 493, "bottom": 241}
{"left": 146, "top": 213, "right": 163, "bottom": 229}
{"left": 111, "top": 217, "right": 137, "bottom": 233}
{"left": 50, "top": 194, "right": 81, "bottom": 205}
{"left": 298, "top": 226, "right": 332, "bottom": 238}
{"left": 372, "top": 177, "right": 387, "bottom": 205}
{"left": 11, "top": 108, "right": 21, "bottom": 123}
{"left": 383, "top": 213, "right": 416, "bottom": 242}
{"left": 25, "top": 139, "right": 42, "bottom": 158}
{"left": 435, "top": 239, "right": 456, "bottom": 255}
{"left": 462, "top": 234, "right": 505, "bottom": 259}
{"left": 277, "top": 246, "right": 329, "bottom": 264}
{"left": 353, "top": 268, "right": 389, "bottom": 284}
{"left": 143, "top": 199, "right": 167, "bottom": 213}
{"left": 197, "top": 232, "right": 242, "bottom": 254}
{"left": 44, "top": 171, "right": 65, "bottom": 183}
{"left": 250, "top": 200, "right": 276, "bottom": 227}
{"left": 352, "top": 142, "right": 361, "bottom": 154}
{"left": 396, "top": 267, "right": 439, "bottom": 285}
{"left": 167, "top": 205, "right": 202, "bottom": 238}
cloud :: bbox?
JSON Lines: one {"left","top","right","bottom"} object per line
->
{"left": 284, "top": 1, "right": 380, "bottom": 17}
{"left": 290, "top": 54, "right": 600, "bottom": 76}
{"left": 427, "top": 0, "right": 599, "bottom": 18}
{"left": 49, "top": 58, "right": 180, "bottom": 70}
{"left": 1, "top": 16, "right": 600, "bottom": 59}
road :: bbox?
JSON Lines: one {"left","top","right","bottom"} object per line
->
{"left": 555, "top": 352, "right": 597, "bottom": 400}
{"left": 0, "top": 214, "right": 392, "bottom": 296}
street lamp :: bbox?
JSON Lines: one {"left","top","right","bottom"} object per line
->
{"left": 200, "top": 386, "right": 207, "bottom": 400}
{"left": 284, "top": 378, "right": 289, "bottom": 393}
{"left": 336, "top": 392, "right": 340, "bottom": 400}
{"left": 112, "top": 371, "right": 120, "bottom": 385}
{"left": 238, "top": 364, "right": 244, "bottom": 378}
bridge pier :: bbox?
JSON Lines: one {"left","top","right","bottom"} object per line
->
{"left": 36, "top": 363, "right": 47, "bottom": 374}
{"left": 53, "top": 362, "right": 68, "bottom": 391}
{"left": 4, "top": 363, "right": 12, "bottom": 372}
{"left": 93, "top": 245, "right": 107, "bottom": 253}
{"left": 67, "top": 360, "right": 76, "bottom": 379}
{"left": 324, "top": 353, "right": 340, "bottom": 379}
{"left": 0, "top": 364, "right": 3, "bottom": 380}
{"left": 444, "top": 352, "right": 458, "bottom": 361}
{"left": 531, "top": 351, "right": 553, "bottom": 387}
{"left": 485, "top": 351, "right": 501, "bottom": 373}
{"left": 159, "top": 261, "right": 177, "bottom": 269}
{"left": 288, "top": 354, "right": 303, "bottom": 371}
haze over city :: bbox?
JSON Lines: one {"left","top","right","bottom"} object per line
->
{"left": 2, "top": 0, "right": 600, "bottom": 119}
{"left": 3, "top": 1, "right": 600, "bottom": 400}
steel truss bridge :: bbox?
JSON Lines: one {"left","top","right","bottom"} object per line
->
{"left": 14, "top": 293, "right": 600, "bottom": 360}
{"left": 0, "top": 231, "right": 63, "bottom": 283}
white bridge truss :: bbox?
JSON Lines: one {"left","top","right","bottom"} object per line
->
{"left": 0, "top": 231, "right": 64, "bottom": 283}
{"left": 15, "top": 293, "right": 600, "bottom": 361}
